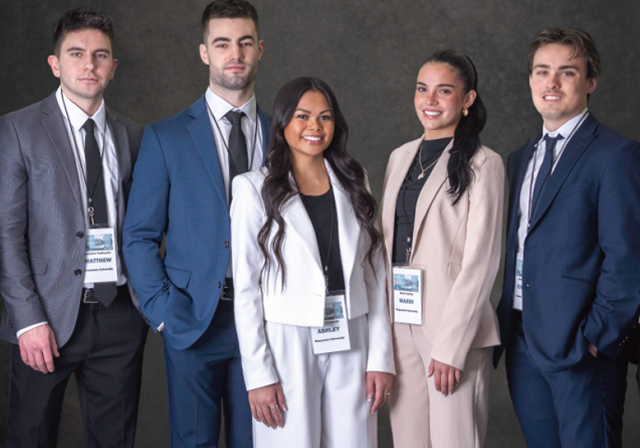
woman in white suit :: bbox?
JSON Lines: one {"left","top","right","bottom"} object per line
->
{"left": 231, "top": 77, "right": 395, "bottom": 448}
{"left": 381, "top": 51, "right": 504, "bottom": 447}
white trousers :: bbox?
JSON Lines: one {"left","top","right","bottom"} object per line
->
{"left": 255, "top": 315, "right": 377, "bottom": 448}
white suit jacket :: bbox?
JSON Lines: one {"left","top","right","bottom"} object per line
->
{"left": 231, "top": 161, "right": 395, "bottom": 390}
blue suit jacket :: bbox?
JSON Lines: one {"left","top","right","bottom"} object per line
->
{"left": 123, "top": 95, "right": 271, "bottom": 350}
{"left": 495, "top": 114, "right": 640, "bottom": 371}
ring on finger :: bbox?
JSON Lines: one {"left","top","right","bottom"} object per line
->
{"left": 269, "top": 405, "right": 279, "bottom": 411}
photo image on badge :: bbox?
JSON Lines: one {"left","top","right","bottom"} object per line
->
{"left": 324, "top": 301, "right": 344, "bottom": 321}
{"left": 393, "top": 272, "right": 419, "bottom": 292}
{"left": 86, "top": 234, "right": 114, "bottom": 251}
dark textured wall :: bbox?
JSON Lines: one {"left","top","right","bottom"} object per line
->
{"left": 1, "top": 1, "right": 639, "bottom": 447}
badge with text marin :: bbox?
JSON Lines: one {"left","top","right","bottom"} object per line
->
{"left": 311, "top": 295, "right": 351, "bottom": 354}
{"left": 392, "top": 267, "right": 422, "bottom": 325}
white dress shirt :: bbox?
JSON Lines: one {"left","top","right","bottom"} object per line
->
{"left": 204, "top": 88, "right": 264, "bottom": 278}
{"left": 17, "top": 88, "right": 126, "bottom": 337}
{"left": 513, "top": 109, "right": 589, "bottom": 310}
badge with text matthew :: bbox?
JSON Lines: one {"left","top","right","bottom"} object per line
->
{"left": 84, "top": 227, "right": 118, "bottom": 284}
{"left": 311, "top": 295, "right": 351, "bottom": 355}
{"left": 392, "top": 267, "right": 422, "bottom": 325}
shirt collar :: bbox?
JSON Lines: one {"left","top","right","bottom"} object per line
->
{"left": 542, "top": 108, "right": 588, "bottom": 139}
{"left": 56, "top": 87, "right": 107, "bottom": 134}
{"left": 205, "top": 87, "right": 257, "bottom": 124}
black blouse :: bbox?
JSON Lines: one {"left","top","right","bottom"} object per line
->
{"left": 300, "top": 187, "right": 346, "bottom": 293}
{"left": 391, "top": 137, "right": 452, "bottom": 265}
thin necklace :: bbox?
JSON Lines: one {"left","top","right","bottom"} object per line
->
{"left": 417, "top": 143, "right": 440, "bottom": 180}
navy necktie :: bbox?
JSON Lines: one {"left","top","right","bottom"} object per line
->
{"left": 531, "top": 134, "right": 563, "bottom": 211}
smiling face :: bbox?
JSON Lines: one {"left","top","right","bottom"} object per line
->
{"left": 414, "top": 62, "right": 476, "bottom": 140}
{"left": 529, "top": 43, "right": 597, "bottom": 131}
{"left": 284, "top": 90, "right": 335, "bottom": 163}
{"left": 47, "top": 28, "right": 118, "bottom": 116}
{"left": 200, "top": 17, "right": 263, "bottom": 99}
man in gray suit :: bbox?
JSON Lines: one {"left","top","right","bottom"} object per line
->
{"left": 0, "top": 8, "right": 147, "bottom": 448}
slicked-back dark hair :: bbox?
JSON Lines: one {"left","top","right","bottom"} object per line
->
{"left": 258, "top": 77, "right": 382, "bottom": 288}
{"left": 421, "top": 50, "right": 487, "bottom": 203}
{"left": 201, "top": 0, "right": 260, "bottom": 40}
{"left": 528, "top": 27, "right": 601, "bottom": 79}
{"left": 53, "top": 8, "right": 113, "bottom": 56}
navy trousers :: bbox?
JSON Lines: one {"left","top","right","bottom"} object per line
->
{"left": 505, "top": 312, "right": 627, "bottom": 448}
{"left": 163, "top": 300, "right": 252, "bottom": 448}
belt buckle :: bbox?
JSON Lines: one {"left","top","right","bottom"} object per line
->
{"left": 220, "top": 281, "right": 233, "bottom": 301}
{"left": 83, "top": 289, "right": 99, "bottom": 304}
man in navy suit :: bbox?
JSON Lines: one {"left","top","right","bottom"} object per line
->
{"left": 123, "top": 1, "right": 269, "bottom": 446}
{"left": 495, "top": 28, "right": 640, "bottom": 448}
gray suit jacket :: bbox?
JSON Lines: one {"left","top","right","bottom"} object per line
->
{"left": 0, "top": 91, "right": 144, "bottom": 347}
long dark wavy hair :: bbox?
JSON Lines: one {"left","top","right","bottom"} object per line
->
{"left": 422, "top": 50, "right": 487, "bottom": 203}
{"left": 258, "top": 77, "right": 382, "bottom": 287}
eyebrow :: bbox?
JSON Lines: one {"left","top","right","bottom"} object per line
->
{"left": 211, "top": 35, "right": 255, "bottom": 44}
{"left": 65, "top": 46, "right": 111, "bottom": 54}
{"left": 295, "top": 108, "right": 332, "bottom": 114}
{"left": 416, "top": 82, "right": 455, "bottom": 88}
{"left": 533, "top": 64, "right": 579, "bottom": 71}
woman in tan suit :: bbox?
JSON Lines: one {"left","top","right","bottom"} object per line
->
{"left": 380, "top": 50, "right": 504, "bottom": 448}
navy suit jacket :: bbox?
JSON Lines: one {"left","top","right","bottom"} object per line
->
{"left": 495, "top": 114, "right": 640, "bottom": 371}
{"left": 123, "top": 95, "right": 270, "bottom": 350}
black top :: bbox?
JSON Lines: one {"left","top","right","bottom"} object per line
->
{"left": 392, "top": 137, "right": 452, "bottom": 265}
{"left": 300, "top": 187, "right": 346, "bottom": 293}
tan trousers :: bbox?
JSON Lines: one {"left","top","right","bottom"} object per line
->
{"left": 388, "top": 323, "right": 492, "bottom": 448}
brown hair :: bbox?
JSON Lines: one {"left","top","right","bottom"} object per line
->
{"left": 201, "top": 0, "right": 259, "bottom": 40}
{"left": 528, "top": 27, "right": 600, "bottom": 79}
{"left": 53, "top": 8, "right": 113, "bottom": 56}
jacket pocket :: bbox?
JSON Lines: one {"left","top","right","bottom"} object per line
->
{"left": 166, "top": 266, "right": 192, "bottom": 289}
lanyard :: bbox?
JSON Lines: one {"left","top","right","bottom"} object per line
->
{"left": 301, "top": 186, "right": 337, "bottom": 294}
{"left": 61, "top": 94, "right": 108, "bottom": 226}
{"left": 526, "top": 111, "right": 588, "bottom": 228}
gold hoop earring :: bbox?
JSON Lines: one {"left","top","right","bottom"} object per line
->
{"left": 462, "top": 108, "right": 469, "bottom": 117}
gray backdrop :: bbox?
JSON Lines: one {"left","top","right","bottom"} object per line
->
{"left": 1, "top": 0, "right": 639, "bottom": 446}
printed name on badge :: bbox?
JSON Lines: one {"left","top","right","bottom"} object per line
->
{"left": 392, "top": 267, "right": 422, "bottom": 325}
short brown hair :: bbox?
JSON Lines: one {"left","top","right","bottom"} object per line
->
{"left": 53, "top": 8, "right": 114, "bottom": 56}
{"left": 528, "top": 27, "right": 600, "bottom": 79}
{"left": 201, "top": 0, "right": 259, "bottom": 40}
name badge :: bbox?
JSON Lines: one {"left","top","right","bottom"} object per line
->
{"left": 311, "top": 294, "right": 351, "bottom": 354}
{"left": 84, "top": 227, "right": 118, "bottom": 284}
{"left": 514, "top": 255, "right": 524, "bottom": 311}
{"left": 392, "top": 267, "right": 422, "bottom": 325}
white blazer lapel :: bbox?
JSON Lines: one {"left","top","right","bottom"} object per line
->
{"left": 325, "top": 161, "right": 359, "bottom": 289}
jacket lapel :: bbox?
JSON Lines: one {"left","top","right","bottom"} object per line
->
{"left": 506, "top": 137, "right": 538, "bottom": 241}
{"left": 257, "top": 106, "right": 271, "bottom": 162}
{"left": 411, "top": 140, "right": 452, "bottom": 258}
{"left": 326, "top": 161, "right": 359, "bottom": 288}
{"left": 528, "top": 115, "right": 598, "bottom": 231}
{"left": 40, "top": 92, "right": 82, "bottom": 210}
{"left": 380, "top": 137, "right": 422, "bottom": 265}
{"left": 282, "top": 183, "right": 323, "bottom": 272}
{"left": 186, "top": 96, "right": 227, "bottom": 205}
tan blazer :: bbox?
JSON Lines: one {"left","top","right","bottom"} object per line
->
{"left": 380, "top": 137, "right": 504, "bottom": 370}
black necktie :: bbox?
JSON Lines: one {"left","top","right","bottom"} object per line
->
{"left": 82, "top": 119, "right": 108, "bottom": 226}
{"left": 226, "top": 111, "right": 249, "bottom": 185}
{"left": 531, "top": 134, "right": 564, "bottom": 211}
{"left": 82, "top": 118, "right": 116, "bottom": 306}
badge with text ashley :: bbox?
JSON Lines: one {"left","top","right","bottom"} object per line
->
{"left": 392, "top": 267, "right": 422, "bottom": 325}
{"left": 311, "top": 295, "right": 351, "bottom": 355}
{"left": 84, "top": 227, "right": 118, "bottom": 284}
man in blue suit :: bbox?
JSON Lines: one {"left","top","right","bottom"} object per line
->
{"left": 495, "top": 28, "right": 640, "bottom": 448}
{"left": 123, "top": 1, "right": 269, "bottom": 446}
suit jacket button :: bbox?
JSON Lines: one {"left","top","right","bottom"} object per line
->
{"left": 217, "top": 282, "right": 221, "bottom": 288}
{"left": 224, "top": 241, "right": 229, "bottom": 248}
{"left": 76, "top": 231, "right": 84, "bottom": 238}
{"left": 74, "top": 269, "right": 82, "bottom": 276}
